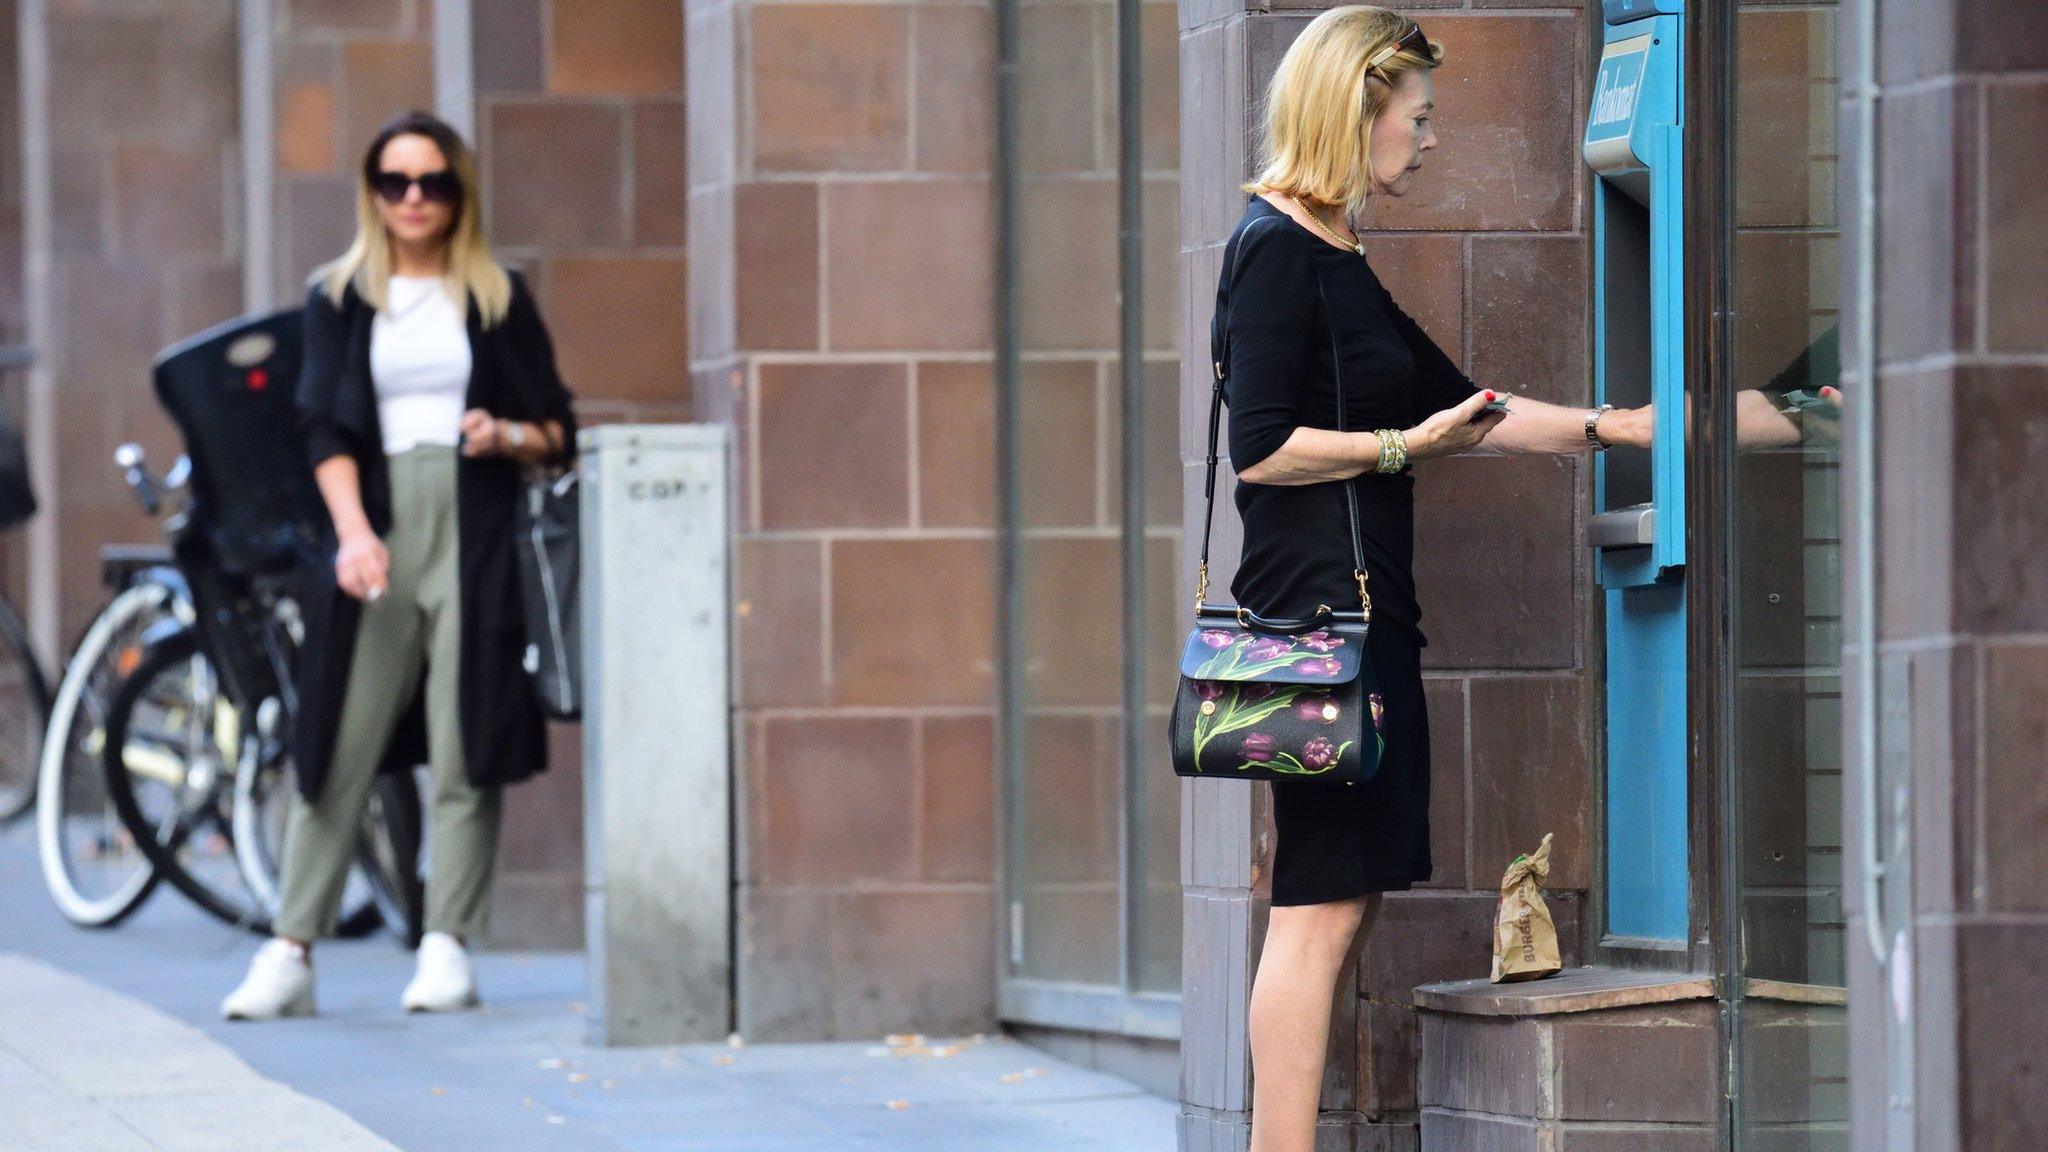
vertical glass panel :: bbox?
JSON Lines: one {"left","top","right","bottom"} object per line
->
{"left": 1004, "top": 0, "right": 1183, "bottom": 1003}
{"left": 1125, "top": 0, "right": 1184, "bottom": 999}
{"left": 1730, "top": 4, "right": 1847, "bottom": 1148}
{"left": 1010, "top": 0, "right": 1124, "bottom": 987}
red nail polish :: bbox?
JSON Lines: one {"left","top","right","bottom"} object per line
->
{"left": 1484, "top": 390, "right": 1496, "bottom": 401}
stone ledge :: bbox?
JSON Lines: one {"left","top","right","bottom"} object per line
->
{"left": 1414, "top": 966, "right": 1715, "bottom": 1018}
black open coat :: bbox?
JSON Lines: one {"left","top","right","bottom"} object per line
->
{"left": 291, "top": 270, "right": 576, "bottom": 802}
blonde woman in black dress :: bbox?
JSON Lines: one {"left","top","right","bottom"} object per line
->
{"left": 1218, "top": 10, "right": 1655, "bottom": 1149}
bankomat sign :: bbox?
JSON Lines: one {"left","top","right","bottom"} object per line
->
{"left": 1587, "top": 35, "right": 1652, "bottom": 144}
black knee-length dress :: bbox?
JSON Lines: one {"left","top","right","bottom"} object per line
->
{"left": 1218, "top": 198, "right": 1478, "bottom": 906}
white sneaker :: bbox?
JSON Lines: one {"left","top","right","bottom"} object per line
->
{"left": 221, "top": 939, "right": 316, "bottom": 1021}
{"left": 401, "top": 931, "right": 480, "bottom": 1012}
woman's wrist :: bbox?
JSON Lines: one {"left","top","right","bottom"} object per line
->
{"left": 1596, "top": 406, "right": 1651, "bottom": 449}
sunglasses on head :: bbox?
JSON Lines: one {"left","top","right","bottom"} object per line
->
{"left": 371, "top": 169, "right": 461, "bottom": 205}
{"left": 1365, "top": 21, "right": 1430, "bottom": 78}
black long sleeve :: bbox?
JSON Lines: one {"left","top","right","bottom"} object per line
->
{"left": 296, "top": 285, "right": 352, "bottom": 468}
{"left": 1215, "top": 197, "right": 1466, "bottom": 643}
{"left": 506, "top": 272, "right": 580, "bottom": 464}
{"left": 1384, "top": 292, "right": 1477, "bottom": 425}
{"left": 1222, "top": 218, "right": 1320, "bottom": 473}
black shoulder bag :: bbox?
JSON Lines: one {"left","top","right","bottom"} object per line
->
{"left": 1167, "top": 224, "right": 1384, "bottom": 784}
{"left": 517, "top": 453, "right": 581, "bottom": 722}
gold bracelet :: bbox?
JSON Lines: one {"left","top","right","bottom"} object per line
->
{"left": 1373, "top": 428, "right": 1407, "bottom": 474}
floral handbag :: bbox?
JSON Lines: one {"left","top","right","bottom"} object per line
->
{"left": 1168, "top": 220, "right": 1384, "bottom": 785}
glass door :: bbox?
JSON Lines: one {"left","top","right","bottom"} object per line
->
{"left": 993, "top": 0, "right": 1183, "bottom": 1035}
{"left": 1725, "top": 0, "right": 1846, "bottom": 1146}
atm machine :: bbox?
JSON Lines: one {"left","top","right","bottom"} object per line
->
{"left": 1584, "top": 0, "right": 1687, "bottom": 943}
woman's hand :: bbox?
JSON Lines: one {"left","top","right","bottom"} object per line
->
{"left": 335, "top": 528, "right": 391, "bottom": 602}
{"left": 1404, "top": 390, "right": 1506, "bottom": 461}
{"left": 459, "top": 408, "right": 504, "bottom": 458}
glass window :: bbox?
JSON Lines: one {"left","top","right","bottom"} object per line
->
{"left": 996, "top": 0, "right": 1183, "bottom": 1030}
{"left": 1728, "top": 1, "right": 1847, "bottom": 1146}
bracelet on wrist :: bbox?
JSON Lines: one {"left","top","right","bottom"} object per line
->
{"left": 1373, "top": 428, "right": 1408, "bottom": 475}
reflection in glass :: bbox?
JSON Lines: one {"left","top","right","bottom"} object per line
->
{"left": 1731, "top": 4, "right": 1846, "bottom": 1148}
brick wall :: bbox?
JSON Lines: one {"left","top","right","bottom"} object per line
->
{"left": 1845, "top": 2, "right": 2048, "bottom": 1149}
{"left": 269, "top": 0, "right": 435, "bottom": 302}
{"left": 688, "top": 0, "right": 1001, "bottom": 1039}
{"left": 1177, "top": 4, "right": 1599, "bottom": 1147}
{"left": 39, "top": 1, "right": 242, "bottom": 639}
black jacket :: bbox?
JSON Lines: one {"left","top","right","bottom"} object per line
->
{"left": 291, "top": 270, "right": 577, "bottom": 801}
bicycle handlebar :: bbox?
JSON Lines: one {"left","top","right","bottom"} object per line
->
{"left": 113, "top": 443, "right": 190, "bottom": 518}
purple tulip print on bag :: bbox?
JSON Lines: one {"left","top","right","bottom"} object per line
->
{"left": 1169, "top": 618, "right": 1383, "bottom": 784}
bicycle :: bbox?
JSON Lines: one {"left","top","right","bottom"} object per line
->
{"left": 0, "top": 342, "right": 57, "bottom": 825}
{"left": 41, "top": 309, "right": 419, "bottom": 939}
{"left": 33, "top": 535, "right": 186, "bottom": 927}
{"left": 104, "top": 310, "right": 421, "bottom": 939}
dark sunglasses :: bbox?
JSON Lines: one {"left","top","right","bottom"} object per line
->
{"left": 371, "top": 169, "right": 461, "bottom": 205}
{"left": 1365, "top": 21, "right": 1430, "bottom": 78}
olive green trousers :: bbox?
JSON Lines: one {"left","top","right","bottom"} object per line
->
{"left": 275, "top": 446, "right": 502, "bottom": 942}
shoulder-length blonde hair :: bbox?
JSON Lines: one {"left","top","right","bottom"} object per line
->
{"left": 1246, "top": 6, "right": 1445, "bottom": 217}
{"left": 317, "top": 111, "right": 512, "bottom": 327}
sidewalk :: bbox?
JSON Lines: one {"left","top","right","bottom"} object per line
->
{"left": 0, "top": 824, "right": 1174, "bottom": 1151}
{"left": 0, "top": 955, "right": 400, "bottom": 1151}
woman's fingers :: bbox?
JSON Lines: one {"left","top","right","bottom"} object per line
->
{"left": 1453, "top": 390, "right": 1495, "bottom": 422}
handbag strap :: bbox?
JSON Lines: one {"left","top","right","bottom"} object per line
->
{"left": 1200, "top": 212, "right": 1372, "bottom": 620}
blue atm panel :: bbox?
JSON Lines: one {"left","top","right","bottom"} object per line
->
{"left": 1585, "top": 6, "right": 1688, "bottom": 944}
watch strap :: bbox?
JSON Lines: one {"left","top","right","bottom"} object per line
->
{"left": 1585, "top": 404, "right": 1614, "bottom": 451}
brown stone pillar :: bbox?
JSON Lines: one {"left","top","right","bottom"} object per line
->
{"left": 688, "top": 0, "right": 1003, "bottom": 1039}
{"left": 1843, "top": 2, "right": 2048, "bottom": 1149}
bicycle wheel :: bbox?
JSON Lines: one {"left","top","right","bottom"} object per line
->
{"left": 101, "top": 633, "right": 267, "bottom": 931}
{"left": 35, "top": 583, "right": 175, "bottom": 927}
{"left": 0, "top": 592, "right": 52, "bottom": 824}
{"left": 230, "top": 722, "right": 390, "bottom": 942}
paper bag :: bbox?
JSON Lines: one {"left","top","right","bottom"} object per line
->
{"left": 1490, "top": 833, "right": 1561, "bottom": 983}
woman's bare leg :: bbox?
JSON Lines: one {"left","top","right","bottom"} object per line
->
{"left": 1248, "top": 893, "right": 1385, "bottom": 1152}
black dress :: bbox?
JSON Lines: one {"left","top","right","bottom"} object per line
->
{"left": 1219, "top": 198, "right": 1477, "bottom": 905}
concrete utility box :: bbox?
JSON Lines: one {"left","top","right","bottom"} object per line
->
{"left": 580, "top": 424, "right": 732, "bottom": 1046}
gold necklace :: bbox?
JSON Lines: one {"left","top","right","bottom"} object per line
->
{"left": 1294, "top": 196, "right": 1363, "bottom": 256}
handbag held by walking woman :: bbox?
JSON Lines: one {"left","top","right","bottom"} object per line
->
{"left": 516, "top": 467, "right": 581, "bottom": 721}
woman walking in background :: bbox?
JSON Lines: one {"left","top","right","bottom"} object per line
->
{"left": 223, "top": 111, "right": 576, "bottom": 1020}
{"left": 1212, "top": 10, "right": 1660, "bottom": 1149}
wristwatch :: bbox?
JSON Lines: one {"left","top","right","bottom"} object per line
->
{"left": 503, "top": 419, "right": 527, "bottom": 450}
{"left": 1584, "top": 404, "right": 1614, "bottom": 451}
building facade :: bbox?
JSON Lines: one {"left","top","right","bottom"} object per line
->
{"left": 0, "top": 0, "right": 2041, "bottom": 1148}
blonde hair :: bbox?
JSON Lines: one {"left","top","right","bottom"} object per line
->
{"left": 1246, "top": 6, "right": 1445, "bottom": 216}
{"left": 317, "top": 111, "right": 512, "bottom": 327}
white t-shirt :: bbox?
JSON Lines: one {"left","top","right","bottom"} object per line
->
{"left": 370, "top": 275, "right": 472, "bottom": 454}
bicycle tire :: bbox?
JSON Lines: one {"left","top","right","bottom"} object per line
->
{"left": 35, "top": 583, "right": 174, "bottom": 927}
{"left": 101, "top": 633, "right": 270, "bottom": 933}
{"left": 229, "top": 725, "right": 387, "bottom": 941}
{"left": 0, "top": 592, "right": 53, "bottom": 824}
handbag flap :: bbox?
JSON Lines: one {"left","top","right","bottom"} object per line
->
{"left": 1179, "top": 623, "right": 1364, "bottom": 685}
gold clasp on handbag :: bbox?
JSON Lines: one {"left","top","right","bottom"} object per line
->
{"left": 1355, "top": 569, "right": 1373, "bottom": 619}
{"left": 1194, "top": 562, "right": 1209, "bottom": 610}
